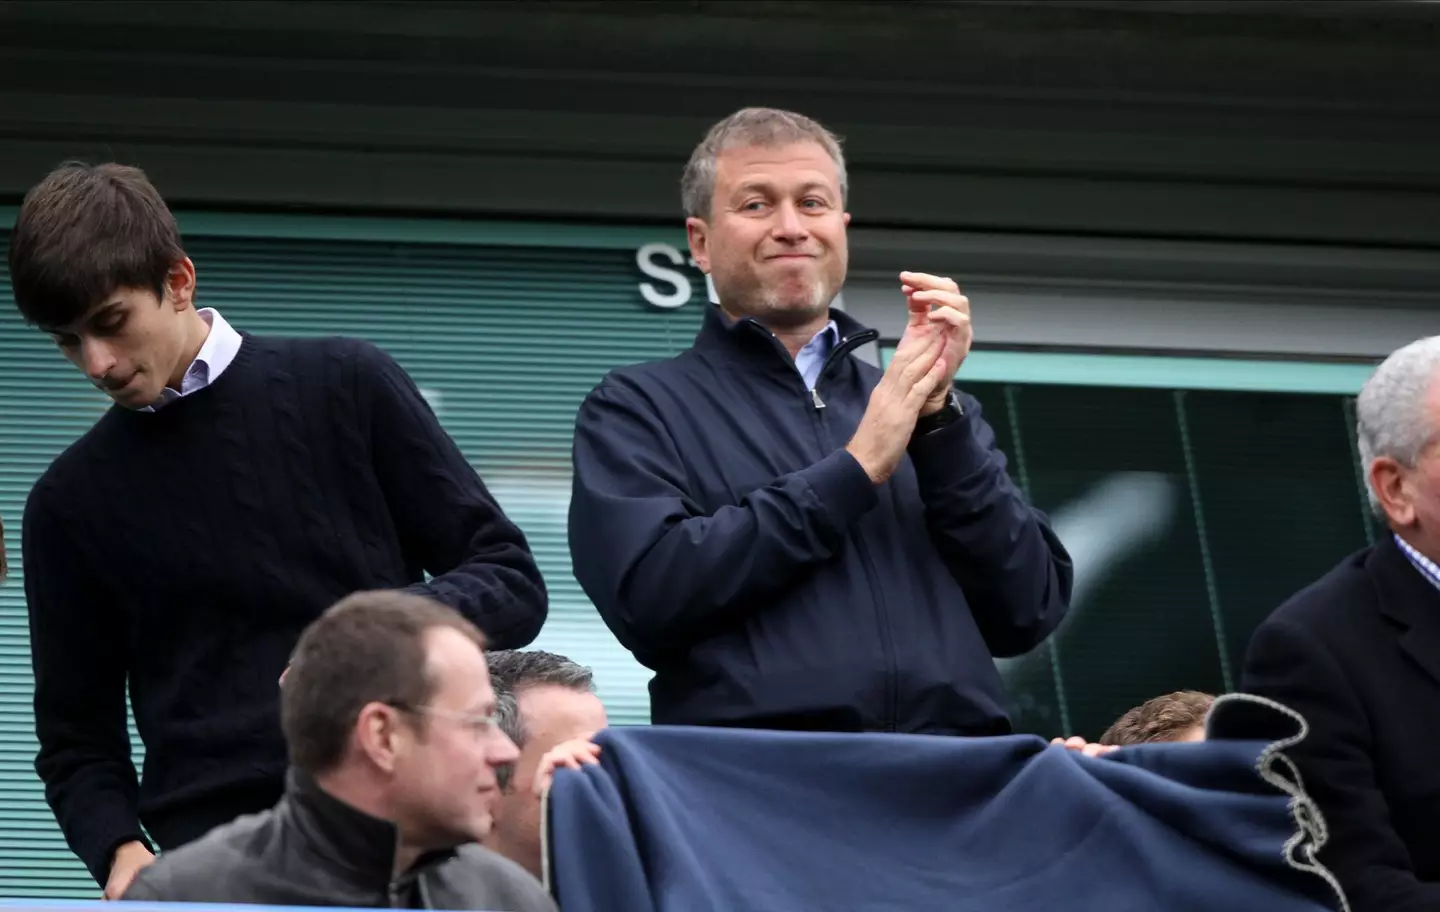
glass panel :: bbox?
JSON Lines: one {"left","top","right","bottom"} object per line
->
{"left": 971, "top": 387, "right": 1066, "bottom": 736}
{"left": 955, "top": 372, "right": 1373, "bottom": 742}
{"left": 970, "top": 382, "right": 1228, "bottom": 741}
{"left": 1183, "top": 390, "right": 1371, "bottom": 679}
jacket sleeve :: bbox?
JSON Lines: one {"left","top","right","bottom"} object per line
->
{"left": 568, "top": 378, "right": 879, "bottom": 659}
{"left": 361, "top": 343, "right": 547, "bottom": 648}
{"left": 1242, "top": 615, "right": 1440, "bottom": 912}
{"left": 24, "top": 487, "right": 150, "bottom": 886}
{"left": 905, "top": 391, "right": 1073, "bottom": 657}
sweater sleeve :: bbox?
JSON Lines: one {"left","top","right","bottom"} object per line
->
{"left": 567, "top": 378, "right": 879, "bottom": 659}
{"left": 24, "top": 483, "right": 149, "bottom": 886}
{"left": 359, "top": 344, "right": 548, "bottom": 648}
{"left": 905, "top": 391, "right": 1073, "bottom": 657}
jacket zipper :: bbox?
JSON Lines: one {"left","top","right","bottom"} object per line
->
{"left": 802, "top": 326, "right": 896, "bottom": 731}
{"left": 744, "top": 320, "right": 897, "bottom": 728}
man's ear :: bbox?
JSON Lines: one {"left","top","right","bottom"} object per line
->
{"left": 354, "top": 702, "right": 407, "bottom": 774}
{"left": 165, "top": 257, "right": 197, "bottom": 312}
{"left": 1371, "top": 456, "right": 1416, "bottom": 527}
{"left": 686, "top": 217, "right": 712, "bottom": 274}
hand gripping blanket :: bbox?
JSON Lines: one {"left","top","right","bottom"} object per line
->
{"left": 543, "top": 693, "right": 1348, "bottom": 912}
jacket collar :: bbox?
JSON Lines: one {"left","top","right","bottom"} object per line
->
{"left": 282, "top": 767, "right": 457, "bottom": 890}
{"left": 1371, "top": 534, "right": 1440, "bottom": 688}
{"left": 692, "top": 302, "right": 878, "bottom": 373}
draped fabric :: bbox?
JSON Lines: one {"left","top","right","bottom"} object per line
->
{"left": 545, "top": 694, "right": 1348, "bottom": 912}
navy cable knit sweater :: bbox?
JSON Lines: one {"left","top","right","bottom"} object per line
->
{"left": 21, "top": 332, "right": 547, "bottom": 884}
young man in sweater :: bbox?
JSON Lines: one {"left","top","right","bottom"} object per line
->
{"left": 8, "top": 162, "right": 548, "bottom": 898}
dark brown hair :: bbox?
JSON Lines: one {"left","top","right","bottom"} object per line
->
{"left": 7, "top": 161, "right": 185, "bottom": 328}
{"left": 1099, "top": 690, "right": 1215, "bottom": 747}
{"left": 281, "top": 590, "right": 487, "bottom": 774}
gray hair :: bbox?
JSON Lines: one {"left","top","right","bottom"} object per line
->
{"left": 681, "top": 107, "right": 848, "bottom": 220}
{"left": 487, "top": 649, "right": 595, "bottom": 790}
{"left": 1356, "top": 336, "right": 1440, "bottom": 515}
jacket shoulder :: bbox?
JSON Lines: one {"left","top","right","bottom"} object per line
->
{"left": 1245, "top": 547, "right": 1382, "bottom": 677}
{"left": 440, "top": 845, "right": 557, "bottom": 912}
{"left": 1263, "top": 546, "right": 1376, "bottom": 632}
{"left": 121, "top": 815, "right": 268, "bottom": 902}
{"left": 579, "top": 351, "right": 699, "bottom": 413}
{"left": 600, "top": 350, "right": 698, "bottom": 389}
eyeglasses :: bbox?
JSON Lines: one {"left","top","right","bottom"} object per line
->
{"left": 391, "top": 703, "right": 505, "bottom": 739}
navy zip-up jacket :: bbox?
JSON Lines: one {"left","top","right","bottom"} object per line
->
{"left": 568, "top": 304, "right": 1073, "bottom": 734}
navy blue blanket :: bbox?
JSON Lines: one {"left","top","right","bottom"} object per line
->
{"left": 544, "top": 694, "right": 1348, "bottom": 912}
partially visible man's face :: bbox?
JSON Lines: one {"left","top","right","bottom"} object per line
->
{"left": 1375, "top": 372, "right": 1440, "bottom": 559}
{"left": 686, "top": 141, "right": 850, "bottom": 329}
{"left": 390, "top": 628, "right": 520, "bottom": 851}
{"left": 40, "top": 261, "right": 199, "bottom": 410}
{"left": 490, "top": 684, "right": 608, "bottom": 877}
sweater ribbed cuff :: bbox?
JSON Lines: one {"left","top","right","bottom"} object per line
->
{"left": 81, "top": 822, "right": 150, "bottom": 887}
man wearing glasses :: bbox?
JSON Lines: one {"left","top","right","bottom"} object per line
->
{"left": 120, "top": 591, "right": 557, "bottom": 911}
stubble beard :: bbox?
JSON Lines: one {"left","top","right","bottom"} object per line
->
{"left": 731, "top": 272, "right": 834, "bottom": 330}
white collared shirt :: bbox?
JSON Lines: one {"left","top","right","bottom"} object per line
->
{"left": 142, "top": 308, "right": 242, "bottom": 413}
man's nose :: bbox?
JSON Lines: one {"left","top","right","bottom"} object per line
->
{"left": 771, "top": 201, "right": 810, "bottom": 241}
{"left": 489, "top": 728, "right": 520, "bottom": 766}
{"left": 80, "top": 337, "right": 117, "bottom": 381}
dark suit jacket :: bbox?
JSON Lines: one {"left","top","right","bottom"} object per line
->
{"left": 1242, "top": 534, "right": 1440, "bottom": 912}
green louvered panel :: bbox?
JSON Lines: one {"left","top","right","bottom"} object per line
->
{"left": 0, "top": 248, "right": 153, "bottom": 897}
{"left": 0, "top": 228, "right": 699, "bottom": 897}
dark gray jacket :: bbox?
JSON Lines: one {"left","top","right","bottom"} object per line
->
{"left": 121, "top": 769, "right": 556, "bottom": 911}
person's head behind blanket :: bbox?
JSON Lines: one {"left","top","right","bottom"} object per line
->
{"left": 1101, "top": 690, "right": 1214, "bottom": 747}
{"left": 484, "top": 649, "right": 608, "bottom": 879}
{"left": 282, "top": 590, "right": 522, "bottom": 851}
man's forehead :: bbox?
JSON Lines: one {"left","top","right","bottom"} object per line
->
{"left": 40, "top": 296, "right": 128, "bottom": 334}
{"left": 423, "top": 627, "right": 494, "bottom": 697}
{"left": 716, "top": 142, "right": 838, "bottom": 183}
{"left": 517, "top": 684, "right": 607, "bottom": 733}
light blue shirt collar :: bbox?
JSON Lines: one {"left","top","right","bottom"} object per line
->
{"left": 794, "top": 320, "right": 839, "bottom": 391}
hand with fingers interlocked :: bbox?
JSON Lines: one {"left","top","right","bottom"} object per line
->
{"left": 844, "top": 271, "right": 975, "bottom": 484}
{"left": 897, "top": 271, "right": 973, "bottom": 417}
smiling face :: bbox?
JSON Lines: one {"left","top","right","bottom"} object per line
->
{"left": 387, "top": 628, "right": 521, "bottom": 849}
{"left": 39, "top": 259, "right": 201, "bottom": 410}
{"left": 686, "top": 141, "right": 850, "bottom": 330}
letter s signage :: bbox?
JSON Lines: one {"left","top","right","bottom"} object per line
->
{"left": 637, "top": 243, "right": 691, "bottom": 310}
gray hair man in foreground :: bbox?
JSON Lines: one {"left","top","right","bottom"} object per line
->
{"left": 1243, "top": 336, "right": 1440, "bottom": 912}
{"left": 122, "top": 590, "right": 557, "bottom": 911}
